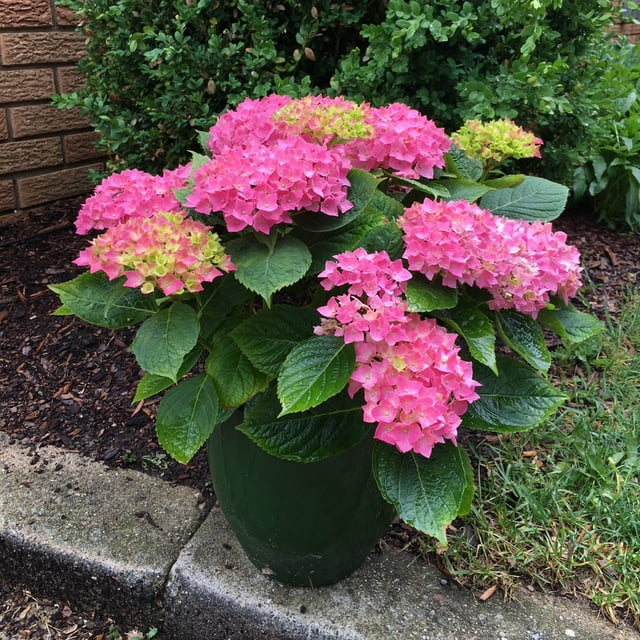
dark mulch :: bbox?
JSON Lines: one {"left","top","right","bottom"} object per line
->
{"left": 1, "top": 196, "right": 639, "bottom": 638}
{"left": 0, "top": 198, "right": 213, "bottom": 506}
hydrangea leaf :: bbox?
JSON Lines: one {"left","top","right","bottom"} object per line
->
{"left": 359, "top": 221, "right": 405, "bottom": 260}
{"left": 239, "top": 388, "right": 369, "bottom": 462}
{"left": 50, "top": 272, "right": 157, "bottom": 329}
{"left": 156, "top": 374, "right": 221, "bottom": 463}
{"left": 462, "top": 355, "right": 568, "bottom": 432}
{"left": 277, "top": 335, "right": 355, "bottom": 415}
{"left": 444, "top": 147, "right": 484, "bottom": 181}
{"left": 537, "top": 304, "right": 604, "bottom": 345}
{"left": 441, "top": 178, "right": 493, "bottom": 203}
{"left": 227, "top": 234, "right": 311, "bottom": 306}
{"left": 302, "top": 207, "right": 389, "bottom": 273}
{"left": 133, "top": 346, "right": 203, "bottom": 402}
{"left": 205, "top": 338, "right": 271, "bottom": 408}
{"left": 495, "top": 309, "right": 551, "bottom": 372}
{"left": 406, "top": 275, "right": 458, "bottom": 312}
{"left": 373, "top": 441, "right": 474, "bottom": 546}
{"left": 196, "top": 274, "right": 254, "bottom": 338}
{"left": 387, "top": 175, "right": 451, "bottom": 199}
{"left": 479, "top": 176, "right": 568, "bottom": 221}
{"left": 131, "top": 302, "right": 200, "bottom": 382}
{"left": 365, "top": 187, "right": 405, "bottom": 219}
{"left": 437, "top": 301, "right": 497, "bottom": 374}
{"left": 483, "top": 174, "right": 525, "bottom": 189}
{"left": 230, "top": 305, "right": 319, "bottom": 376}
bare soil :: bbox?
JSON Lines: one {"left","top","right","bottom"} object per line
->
{"left": 1, "top": 196, "right": 639, "bottom": 639}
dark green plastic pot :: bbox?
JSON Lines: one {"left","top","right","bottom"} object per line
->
{"left": 206, "top": 414, "right": 395, "bottom": 586}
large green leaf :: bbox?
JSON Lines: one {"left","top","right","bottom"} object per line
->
{"left": 50, "top": 272, "right": 156, "bottom": 328}
{"left": 479, "top": 176, "right": 568, "bottom": 221}
{"left": 359, "top": 222, "right": 405, "bottom": 260}
{"left": 132, "top": 346, "right": 203, "bottom": 402}
{"left": 437, "top": 301, "right": 497, "bottom": 374}
{"left": 441, "top": 178, "right": 492, "bottom": 203}
{"left": 373, "top": 442, "right": 473, "bottom": 546}
{"left": 462, "top": 356, "right": 567, "bottom": 432}
{"left": 131, "top": 303, "right": 200, "bottom": 382}
{"left": 483, "top": 174, "right": 525, "bottom": 190}
{"left": 196, "top": 274, "right": 254, "bottom": 338}
{"left": 495, "top": 310, "right": 551, "bottom": 372}
{"left": 386, "top": 175, "right": 451, "bottom": 200}
{"left": 365, "top": 187, "right": 405, "bottom": 219}
{"left": 226, "top": 234, "right": 311, "bottom": 306}
{"left": 205, "top": 338, "right": 270, "bottom": 407}
{"left": 406, "top": 275, "right": 458, "bottom": 312}
{"left": 277, "top": 335, "right": 355, "bottom": 415}
{"left": 230, "top": 305, "right": 319, "bottom": 375}
{"left": 302, "top": 207, "right": 389, "bottom": 273}
{"left": 537, "top": 304, "right": 603, "bottom": 345}
{"left": 238, "top": 388, "right": 369, "bottom": 462}
{"left": 156, "top": 374, "right": 221, "bottom": 463}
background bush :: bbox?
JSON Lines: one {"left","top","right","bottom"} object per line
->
{"left": 572, "top": 43, "right": 640, "bottom": 230}
{"left": 54, "top": 0, "right": 385, "bottom": 172}
{"left": 56, "top": 0, "right": 636, "bottom": 193}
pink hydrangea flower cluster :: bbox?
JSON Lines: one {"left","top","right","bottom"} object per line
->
{"left": 206, "top": 94, "right": 292, "bottom": 154}
{"left": 191, "top": 96, "right": 451, "bottom": 233}
{"left": 75, "top": 211, "right": 234, "bottom": 296}
{"left": 399, "top": 199, "right": 582, "bottom": 316}
{"left": 186, "top": 136, "right": 353, "bottom": 234}
{"left": 316, "top": 248, "right": 480, "bottom": 458}
{"left": 74, "top": 165, "right": 191, "bottom": 234}
{"left": 342, "top": 102, "right": 451, "bottom": 179}
{"left": 351, "top": 317, "right": 480, "bottom": 458}
{"left": 316, "top": 248, "right": 412, "bottom": 344}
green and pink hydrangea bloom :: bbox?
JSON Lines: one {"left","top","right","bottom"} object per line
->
{"left": 451, "top": 118, "right": 543, "bottom": 172}
{"left": 74, "top": 211, "right": 234, "bottom": 296}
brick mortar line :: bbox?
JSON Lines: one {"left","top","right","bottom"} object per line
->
{"left": 0, "top": 100, "right": 81, "bottom": 109}
{"left": 0, "top": 63, "right": 81, "bottom": 70}
{"left": 0, "top": 127, "right": 97, "bottom": 140}
{"left": 0, "top": 26, "right": 81, "bottom": 31}
{"left": 2, "top": 157, "right": 102, "bottom": 178}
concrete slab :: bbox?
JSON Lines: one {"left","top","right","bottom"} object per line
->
{"left": 164, "top": 505, "right": 640, "bottom": 640}
{"left": 0, "top": 432, "right": 205, "bottom": 626}
{"left": 1, "top": 432, "right": 639, "bottom": 640}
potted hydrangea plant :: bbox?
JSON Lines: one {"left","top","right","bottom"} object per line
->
{"left": 51, "top": 95, "right": 600, "bottom": 587}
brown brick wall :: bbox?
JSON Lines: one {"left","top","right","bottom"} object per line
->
{"left": 0, "top": 0, "right": 104, "bottom": 222}
{"left": 617, "top": 21, "right": 640, "bottom": 43}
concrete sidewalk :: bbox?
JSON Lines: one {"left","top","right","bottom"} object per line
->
{"left": 1, "top": 431, "right": 638, "bottom": 640}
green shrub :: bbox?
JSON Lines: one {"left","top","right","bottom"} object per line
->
{"left": 331, "top": 0, "right": 631, "bottom": 184}
{"left": 55, "top": 0, "right": 632, "bottom": 185}
{"left": 572, "top": 43, "right": 640, "bottom": 230}
{"left": 53, "top": 0, "right": 384, "bottom": 173}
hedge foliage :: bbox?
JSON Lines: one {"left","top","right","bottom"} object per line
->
{"left": 55, "top": 0, "right": 634, "bottom": 184}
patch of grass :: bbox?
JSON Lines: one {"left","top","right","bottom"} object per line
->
{"left": 423, "top": 290, "right": 640, "bottom": 628}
